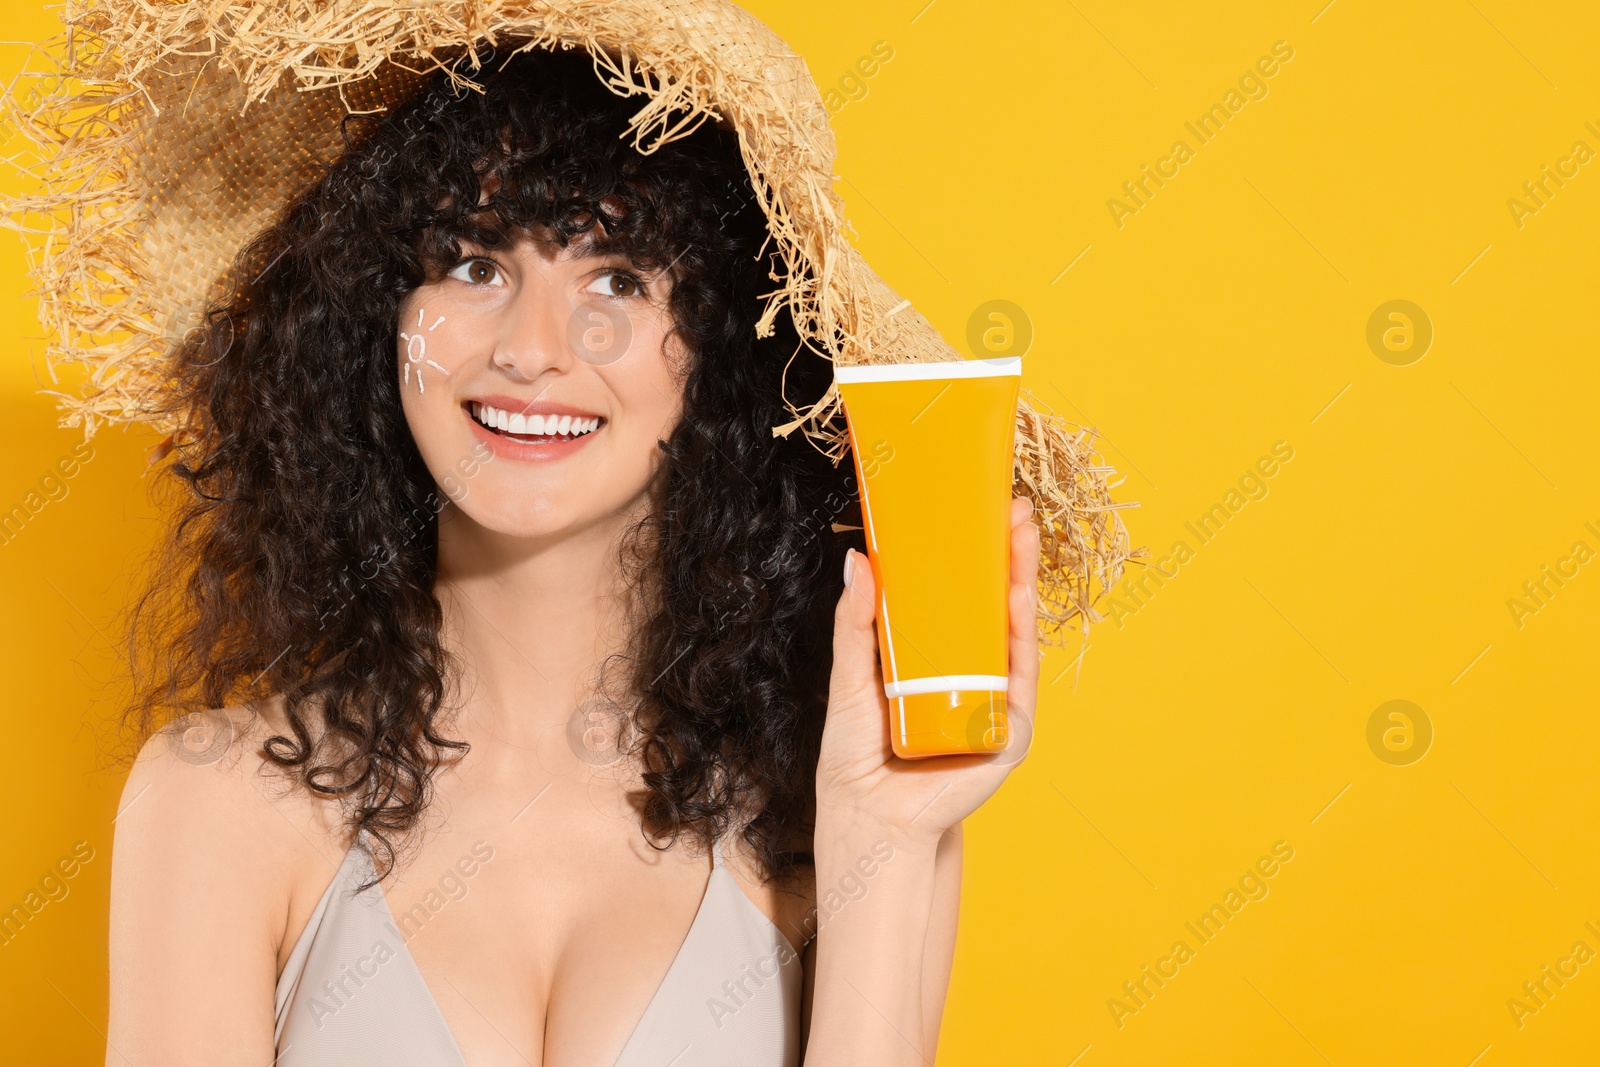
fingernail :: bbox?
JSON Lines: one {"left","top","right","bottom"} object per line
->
{"left": 843, "top": 550, "right": 855, "bottom": 587}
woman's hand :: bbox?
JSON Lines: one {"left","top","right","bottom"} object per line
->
{"left": 815, "top": 495, "right": 1043, "bottom": 847}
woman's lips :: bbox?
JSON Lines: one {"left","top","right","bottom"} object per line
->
{"left": 463, "top": 400, "right": 605, "bottom": 460}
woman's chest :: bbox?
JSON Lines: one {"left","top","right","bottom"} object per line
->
{"left": 276, "top": 764, "right": 813, "bottom": 1067}
{"left": 377, "top": 796, "right": 724, "bottom": 1066}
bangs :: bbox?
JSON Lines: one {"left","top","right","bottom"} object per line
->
{"left": 370, "top": 47, "right": 754, "bottom": 286}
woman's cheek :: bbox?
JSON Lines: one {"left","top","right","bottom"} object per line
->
{"left": 397, "top": 303, "right": 459, "bottom": 397}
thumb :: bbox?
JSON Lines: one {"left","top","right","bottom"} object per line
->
{"left": 830, "top": 549, "right": 883, "bottom": 702}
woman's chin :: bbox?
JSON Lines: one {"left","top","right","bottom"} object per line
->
{"left": 444, "top": 494, "right": 632, "bottom": 545}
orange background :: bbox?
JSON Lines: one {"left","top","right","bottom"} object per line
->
{"left": 4, "top": 1, "right": 1600, "bottom": 1064}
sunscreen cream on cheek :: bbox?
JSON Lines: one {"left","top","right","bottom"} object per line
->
{"left": 834, "top": 356, "right": 1021, "bottom": 759}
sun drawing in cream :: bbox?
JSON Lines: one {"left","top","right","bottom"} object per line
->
{"left": 401, "top": 308, "right": 451, "bottom": 393}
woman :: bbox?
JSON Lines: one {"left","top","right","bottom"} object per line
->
{"left": 101, "top": 37, "right": 1048, "bottom": 1067}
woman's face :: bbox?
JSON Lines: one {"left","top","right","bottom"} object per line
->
{"left": 398, "top": 226, "right": 685, "bottom": 540}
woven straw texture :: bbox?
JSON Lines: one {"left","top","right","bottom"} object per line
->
{"left": 2, "top": 0, "right": 1139, "bottom": 640}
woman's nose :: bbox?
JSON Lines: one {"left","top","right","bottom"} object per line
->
{"left": 490, "top": 284, "right": 575, "bottom": 382}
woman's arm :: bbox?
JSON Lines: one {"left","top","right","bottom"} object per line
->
{"left": 803, "top": 811, "right": 939, "bottom": 1065}
{"left": 803, "top": 498, "right": 1041, "bottom": 1065}
{"left": 798, "top": 820, "right": 961, "bottom": 1063}
{"left": 106, "top": 710, "right": 312, "bottom": 1066}
{"left": 919, "top": 821, "right": 963, "bottom": 1053}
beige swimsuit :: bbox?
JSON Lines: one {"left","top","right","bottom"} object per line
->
{"left": 273, "top": 831, "right": 804, "bottom": 1065}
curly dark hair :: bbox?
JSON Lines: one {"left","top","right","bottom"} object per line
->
{"left": 123, "top": 45, "right": 861, "bottom": 889}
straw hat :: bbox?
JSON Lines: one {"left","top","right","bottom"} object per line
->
{"left": 3, "top": 0, "right": 1138, "bottom": 640}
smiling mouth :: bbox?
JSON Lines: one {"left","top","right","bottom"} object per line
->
{"left": 467, "top": 401, "right": 605, "bottom": 443}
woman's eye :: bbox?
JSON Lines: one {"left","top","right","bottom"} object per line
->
{"left": 587, "top": 270, "right": 645, "bottom": 299}
{"left": 447, "top": 258, "right": 505, "bottom": 286}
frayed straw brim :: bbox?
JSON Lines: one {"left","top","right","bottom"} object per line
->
{"left": 1, "top": 0, "right": 1142, "bottom": 642}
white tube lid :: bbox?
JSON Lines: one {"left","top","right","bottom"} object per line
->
{"left": 835, "top": 357, "right": 1021, "bottom": 384}
{"left": 884, "top": 675, "right": 1009, "bottom": 698}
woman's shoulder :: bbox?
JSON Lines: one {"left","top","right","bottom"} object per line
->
{"left": 113, "top": 695, "right": 353, "bottom": 934}
{"left": 107, "top": 700, "right": 356, "bottom": 1053}
{"left": 121, "top": 695, "right": 348, "bottom": 848}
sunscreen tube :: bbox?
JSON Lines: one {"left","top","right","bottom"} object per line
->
{"left": 835, "top": 356, "right": 1022, "bottom": 759}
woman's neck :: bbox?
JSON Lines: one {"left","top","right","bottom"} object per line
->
{"left": 431, "top": 500, "right": 643, "bottom": 750}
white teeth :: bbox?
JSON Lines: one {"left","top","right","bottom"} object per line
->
{"left": 471, "top": 403, "right": 600, "bottom": 439}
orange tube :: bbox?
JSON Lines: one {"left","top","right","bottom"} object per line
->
{"left": 835, "top": 357, "right": 1021, "bottom": 759}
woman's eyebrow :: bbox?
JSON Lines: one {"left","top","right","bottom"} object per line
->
{"left": 562, "top": 236, "right": 645, "bottom": 269}
{"left": 563, "top": 227, "right": 614, "bottom": 257}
